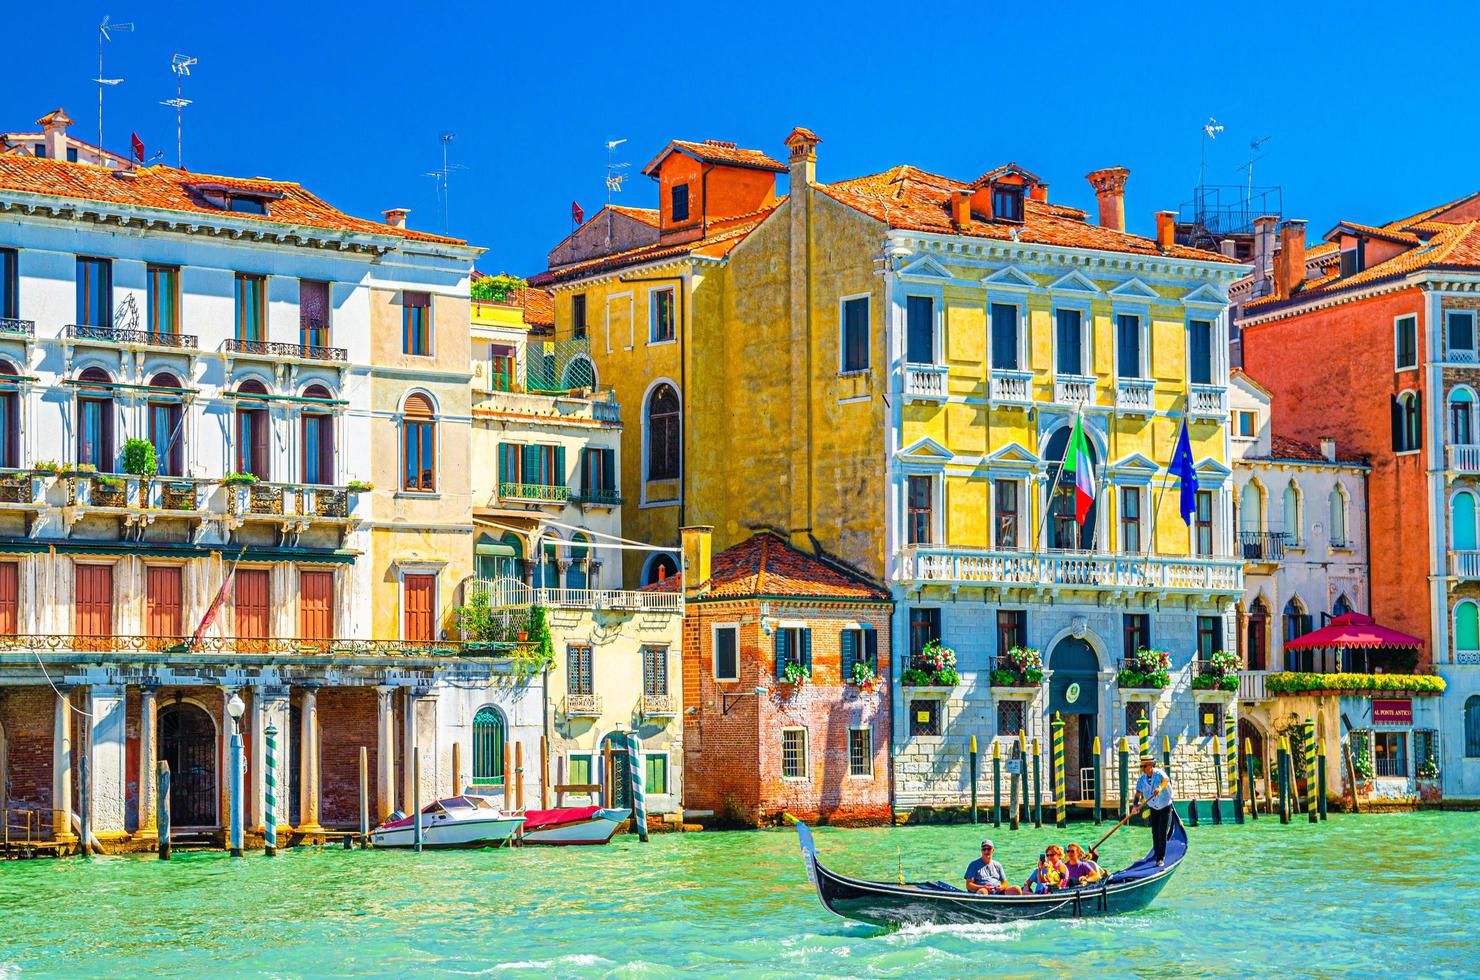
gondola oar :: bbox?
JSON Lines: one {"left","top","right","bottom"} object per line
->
{"left": 1088, "top": 809, "right": 1137, "bottom": 855}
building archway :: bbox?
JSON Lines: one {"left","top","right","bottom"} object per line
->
{"left": 599, "top": 731, "right": 631, "bottom": 808}
{"left": 472, "top": 706, "right": 506, "bottom": 790}
{"left": 158, "top": 701, "right": 219, "bottom": 829}
{"left": 642, "top": 552, "right": 679, "bottom": 587}
{"left": 1047, "top": 636, "right": 1100, "bottom": 800}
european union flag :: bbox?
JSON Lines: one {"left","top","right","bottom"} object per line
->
{"left": 1169, "top": 418, "right": 1199, "bottom": 525}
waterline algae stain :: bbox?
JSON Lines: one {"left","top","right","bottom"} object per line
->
{"left": 0, "top": 813, "right": 1472, "bottom": 976}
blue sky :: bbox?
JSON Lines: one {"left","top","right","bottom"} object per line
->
{"left": 3, "top": 1, "right": 1475, "bottom": 275}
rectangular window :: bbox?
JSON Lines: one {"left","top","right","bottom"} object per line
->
{"left": 581, "top": 447, "right": 615, "bottom": 497}
{"left": 145, "top": 565, "right": 183, "bottom": 642}
{"left": 234, "top": 568, "right": 270, "bottom": 646}
{"left": 0, "top": 248, "right": 17, "bottom": 320}
{"left": 234, "top": 273, "right": 265, "bottom": 342}
{"left": 994, "top": 480, "right": 1019, "bottom": 549}
{"left": 909, "top": 607, "right": 942, "bottom": 659}
{"left": 841, "top": 626, "right": 877, "bottom": 677}
{"left": 299, "top": 279, "right": 330, "bottom": 349}
{"left": 572, "top": 294, "right": 587, "bottom": 339}
{"left": 990, "top": 303, "right": 1019, "bottom": 370}
{"left": 992, "top": 186, "right": 1023, "bottom": 223}
{"left": 567, "top": 645, "right": 593, "bottom": 695}
{"left": 782, "top": 728, "right": 807, "bottom": 779}
{"left": 650, "top": 288, "right": 676, "bottom": 343}
{"left": 841, "top": 296, "right": 869, "bottom": 372}
{"left": 298, "top": 570, "right": 335, "bottom": 643}
{"left": 996, "top": 610, "right": 1025, "bottom": 659}
{"left": 78, "top": 392, "right": 114, "bottom": 470}
{"left": 0, "top": 561, "right": 16, "bottom": 636}
{"left": 1126, "top": 701, "right": 1151, "bottom": 742}
{"left": 1235, "top": 410, "right": 1257, "bottom": 437}
{"left": 567, "top": 753, "right": 593, "bottom": 787}
{"left": 997, "top": 699, "right": 1025, "bottom": 737}
{"left": 909, "top": 699, "right": 941, "bottom": 737}
{"left": 670, "top": 183, "right": 690, "bottom": 223}
{"left": 1339, "top": 248, "right": 1358, "bottom": 278}
{"left": 489, "top": 344, "right": 515, "bottom": 392}
{"left": 1448, "top": 311, "right": 1476, "bottom": 359}
{"left": 1414, "top": 729, "right": 1438, "bottom": 775}
{"left": 907, "top": 474, "right": 934, "bottom": 545}
{"left": 645, "top": 754, "right": 669, "bottom": 795}
{"left": 1198, "top": 702, "right": 1225, "bottom": 738}
{"left": 403, "top": 574, "right": 436, "bottom": 643}
{"left": 1395, "top": 314, "right": 1418, "bottom": 370}
{"left": 1195, "top": 489, "right": 1214, "bottom": 556}
{"left": 1373, "top": 731, "right": 1408, "bottom": 777}
{"left": 642, "top": 645, "right": 669, "bottom": 697}
{"left": 848, "top": 728, "right": 873, "bottom": 777}
{"left": 403, "top": 291, "right": 431, "bottom": 355}
{"left": 76, "top": 257, "right": 111, "bottom": 327}
{"left": 714, "top": 625, "right": 739, "bottom": 681}
{"left": 403, "top": 418, "right": 436, "bottom": 491}
{"left": 774, "top": 626, "right": 811, "bottom": 678}
{"left": 74, "top": 564, "right": 114, "bottom": 651}
{"left": 1197, "top": 615, "right": 1223, "bottom": 658}
{"left": 1116, "top": 314, "right": 1142, "bottom": 378}
{"left": 906, "top": 295, "right": 934, "bottom": 364}
{"left": 1123, "top": 613, "right": 1150, "bottom": 660}
{"left": 147, "top": 265, "right": 179, "bottom": 337}
{"left": 1056, "top": 309, "right": 1083, "bottom": 375}
{"left": 1120, "top": 486, "right": 1142, "bottom": 553}
{"left": 1188, "top": 319, "right": 1214, "bottom": 384}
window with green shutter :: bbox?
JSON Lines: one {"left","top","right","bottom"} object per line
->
{"left": 775, "top": 626, "right": 810, "bottom": 678}
{"left": 645, "top": 754, "right": 669, "bottom": 795}
{"left": 499, "top": 443, "right": 519, "bottom": 486}
{"left": 568, "top": 753, "right": 593, "bottom": 787}
{"left": 843, "top": 626, "right": 877, "bottom": 675}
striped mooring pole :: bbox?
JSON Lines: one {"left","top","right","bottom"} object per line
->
{"left": 264, "top": 723, "right": 278, "bottom": 856}
{"left": 1304, "top": 717, "right": 1318, "bottom": 824}
{"left": 992, "top": 739, "right": 1002, "bottom": 828}
{"left": 1245, "top": 738, "right": 1259, "bottom": 821}
{"left": 1030, "top": 737, "right": 1043, "bottom": 829}
{"left": 1137, "top": 715, "right": 1151, "bottom": 761}
{"left": 627, "top": 731, "right": 649, "bottom": 842}
{"left": 1051, "top": 713, "right": 1065, "bottom": 829}
{"left": 969, "top": 735, "right": 979, "bottom": 825}
{"left": 1092, "top": 735, "right": 1103, "bottom": 825}
{"left": 1224, "top": 710, "right": 1238, "bottom": 799}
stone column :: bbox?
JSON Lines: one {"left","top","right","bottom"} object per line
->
{"left": 401, "top": 687, "right": 417, "bottom": 816}
{"left": 298, "top": 687, "right": 322, "bottom": 831}
{"left": 52, "top": 687, "right": 73, "bottom": 840}
{"left": 137, "top": 686, "right": 158, "bottom": 836}
{"left": 87, "top": 685, "right": 127, "bottom": 836}
{"left": 376, "top": 686, "right": 397, "bottom": 820}
{"left": 248, "top": 687, "right": 266, "bottom": 831}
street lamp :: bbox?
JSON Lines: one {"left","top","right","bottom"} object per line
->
{"left": 722, "top": 686, "right": 768, "bottom": 716}
{"left": 227, "top": 692, "right": 245, "bottom": 857}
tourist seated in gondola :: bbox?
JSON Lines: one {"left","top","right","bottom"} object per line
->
{"left": 1063, "top": 843, "right": 1105, "bottom": 886}
{"left": 964, "top": 840, "right": 1023, "bottom": 895}
{"left": 1023, "top": 845, "right": 1068, "bottom": 893}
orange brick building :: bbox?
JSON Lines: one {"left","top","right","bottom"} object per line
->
{"left": 658, "top": 528, "right": 892, "bottom": 826}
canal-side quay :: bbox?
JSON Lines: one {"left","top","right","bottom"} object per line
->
{"left": 0, "top": 812, "right": 1473, "bottom": 977}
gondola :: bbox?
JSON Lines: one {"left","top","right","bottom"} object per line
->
{"left": 795, "top": 811, "right": 1187, "bottom": 927}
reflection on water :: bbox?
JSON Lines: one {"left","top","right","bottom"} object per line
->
{"left": 0, "top": 812, "right": 1474, "bottom": 977}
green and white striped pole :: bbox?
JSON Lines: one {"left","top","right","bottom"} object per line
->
{"left": 626, "top": 732, "right": 649, "bottom": 842}
{"left": 1051, "top": 712, "right": 1066, "bottom": 829}
{"left": 264, "top": 723, "right": 278, "bottom": 856}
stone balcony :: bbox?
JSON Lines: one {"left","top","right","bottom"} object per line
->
{"left": 640, "top": 693, "right": 677, "bottom": 717}
{"left": 897, "top": 545, "right": 1243, "bottom": 597}
{"left": 1448, "top": 444, "right": 1480, "bottom": 474}
{"left": 989, "top": 368, "right": 1033, "bottom": 407}
{"left": 903, "top": 363, "right": 948, "bottom": 404}
{"left": 1452, "top": 550, "right": 1480, "bottom": 580}
{"left": 563, "top": 694, "right": 603, "bottom": 717}
{"left": 476, "top": 387, "right": 621, "bottom": 425}
{"left": 1053, "top": 374, "right": 1097, "bottom": 407}
{"left": 1188, "top": 383, "right": 1229, "bottom": 420}
{"left": 1115, "top": 377, "right": 1157, "bottom": 415}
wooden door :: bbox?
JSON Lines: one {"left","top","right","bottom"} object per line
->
{"left": 299, "top": 570, "right": 335, "bottom": 646}
{"left": 74, "top": 564, "right": 113, "bottom": 652}
{"left": 403, "top": 574, "right": 435, "bottom": 643}
{"left": 146, "top": 566, "right": 183, "bottom": 647}
{"left": 0, "top": 561, "right": 17, "bottom": 636}
{"left": 235, "top": 569, "right": 271, "bottom": 651}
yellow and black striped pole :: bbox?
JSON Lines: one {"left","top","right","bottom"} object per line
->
{"left": 1092, "top": 735, "right": 1103, "bottom": 825}
{"left": 1052, "top": 712, "right": 1066, "bottom": 829}
{"left": 1137, "top": 715, "right": 1151, "bottom": 761}
{"left": 1224, "top": 710, "right": 1238, "bottom": 798}
{"left": 1304, "top": 717, "right": 1318, "bottom": 824}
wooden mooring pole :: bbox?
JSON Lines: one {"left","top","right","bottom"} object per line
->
{"left": 1008, "top": 734, "right": 1021, "bottom": 831}
{"left": 540, "top": 736, "right": 550, "bottom": 810}
{"left": 969, "top": 735, "right": 978, "bottom": 825}
{"left": 358, "top": 746, "right": 369, "bottom": 847}
{"left": 412, "top": 746, "right": 423, "bottom": 853}
{"left": 78, "top": 755, "right": 90, "bottom": 859}
{"left": 991, "top": 739, "right": 1001, "bottom": 828}
{"left": 452, "top": 742, "right": 462, "bottom": 796}
{"left": 1317, "top": 738, "right": 1329, "bottom": 820}
{"left": 1244, "top": 738, "right": 1258, "bottom": 821}
{"left": 1031, "top": 737, "right": 1043, "bottom": 829}
{"left": 505, "top": 741, "right": 515, "bottom": 810}
{"left": 157, "top": 761, "right": 171, "bottom": 861}
{"left": 1211, "top": 735, "right": 1224, "bottom": 826}
{"left": 1117, "top": 737, "right": 1129, "bottom": 820}
{"left": 515, "top": 742, "right": 525, "bottom": 811}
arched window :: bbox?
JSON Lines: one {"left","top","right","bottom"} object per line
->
{"left": 1395, "top": 392, "right": 1421, "bottom": 452}
{"left": 1454, "top": 601, "right": 1479, "bottom": 654}
{"left": 0, "top": 362, "right": 19, "bottom": 469}
{"left": 401, "top": 393, "right": 436, "bottom": 492}
{"left": 644, "top": 552, "right": 679, "bottom": 587}
{"left": 1043, "top": 423, "right": 1099, "bottom": 550}
{"left": 77, "top": 367, "right": 115, "bottom": 471}
{"left": 1239, "top": 482, "right": 1262, "bottom": 534}
{"left": 1466, "top": 695, "right": 1480, "bottom": 758}
{"left": 562, "top": 355, "right": 596, "bottom": 391}
{"left": 646, "top": 384, "right": 680, "bottom": 481}
{"left": 148, "top": 372, "right": 184, "bottom": 476}
{"left": 1455, "top": 491, "right": 1478, "bottom": 552}
{"left": 301, "top": 384, "right": 335, "bottom": 485}
{"left": 1450, "top": 388, "right": 1475, "bottom": 445}
{"left": 471, "top": 706, "right": 506, "bottom": 785}
{"left": 1283, "top": 481, "right": 1302, "bottom": 545}
{"left": 475, "top": 531, "right": 524, "bottom": 582}
{"left": 1247, "top": 596, "right": 1270, "bottom": 670}
{"left": 1283, "top": 597, "right": 1312, "bottom": 645}
{"left": 538, "top": 537, "right": 560, "bottom": 591}
{"left": 235, "top": 379, "right": 270, "bottom": 478}
{"left": 566, "top": 532, "right": 591, "bottom": 590}
{"left": 1329, "top": 485, "right": 1348, "bottom": 547}
{"left": 1333, "top": 593, "right": 1353, "bottom": 617}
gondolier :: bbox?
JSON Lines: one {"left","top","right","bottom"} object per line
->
{"left": 1131, "top": 755, "right": 1174, "bottom": 867}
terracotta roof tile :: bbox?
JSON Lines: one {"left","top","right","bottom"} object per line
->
{"left": 531, "top": 205, "right": 780, "bottom": 286}
{"left": 0, "top": 154, "right": 466, "bottom": 246}
{"left": 519, "top": 287, "right": 553, "bottom": 327}
{"left": 1323, "top": 220, "right": 1421, "bottom": 247}
{"left": 1244, "top": 433, "right": 1367, "bottom": 466}
{"left": 608, "top": 204, "right": 659, "bottom": 227}
{"left": 642, "top": 531, "right": 888, "bottom": 601}
{"left": 642, "top": 139, "right": 787, "bottom": 176}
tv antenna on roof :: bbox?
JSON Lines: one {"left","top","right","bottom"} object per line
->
{"left": 1198, "top": 116, "right": 1224, "bottom": 188}
{"left": 97, "top": 16, "right": 135, "bottom": 160}
{"left": 424, "top": 132, "right": 467, "bottom": 234}
{"left": 604, "top": 138, "right": 629, "bottom": 246}
{"left": 1236, "top": 135, "right": 1273, "bottom": 204}
{"left": 161, "top": 54, "right": 197, "bottom": 168}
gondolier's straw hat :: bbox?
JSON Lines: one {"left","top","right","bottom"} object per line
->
{"left": 1139, "top": 755, "right": 1156, "bottom": 764}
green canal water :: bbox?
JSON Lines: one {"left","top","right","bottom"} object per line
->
{"left": 0, "top": 812, "right": 1474, "bottom": 977}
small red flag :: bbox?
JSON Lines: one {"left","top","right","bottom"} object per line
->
{"left": 571, "top": 200, "right": 584, "bottom": 225}
{"left": 130, "top": 132, "right": 145, "bottom": 162}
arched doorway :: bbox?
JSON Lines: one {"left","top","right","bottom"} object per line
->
{"left": 472, "top": 706, "right": 506, "bottom": 789}
{"left": 1047, "top": 637, "right": 1100, "bottom": 800}
{"left": 600, "top": 732, "right": 631, "bottom": 808}
{"left": 158, "top": 701, "right": 218, "bottom": 828}
{"left": 1042, "top": 425, "right": 1099, "bottom": 549}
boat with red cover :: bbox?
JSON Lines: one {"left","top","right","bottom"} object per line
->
{"left": 519, "top": 805, "right": 630, "bottom": 845}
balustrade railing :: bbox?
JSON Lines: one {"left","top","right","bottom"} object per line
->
{"left": 0, "top": 634, "right": 506, "bottom": 658}
{"left": 1189, "top": 383, "right": 1229, "bottom": 417}
{"left": 1053, "top": 374, "right": 1097, "bottom": 407}
{"left": 904, "top": 363, "right": 949, "bottom": 401}
{"left": 1236, "top": 670, "right": 1268, "bottom": 701}
{"left": 899, "top": 546, "right": 1242, "bottom": 594}
{"left": 1115, "top": 377, "right": 1157, "bottom": 413}
{"left": 468, "top": 577, "right": 682, "bottom": 612}
{"left": 1453, "top": 550, "right": 1480, "bottom": 579}
{"left": 989, "top": 368, "right": 1033, "bottom": 404}
{"left": 64, "top": 324, "right": 197, "bottom": 349}
{"left": 1448, "top": 444, "right": 1480, "bottom": 473}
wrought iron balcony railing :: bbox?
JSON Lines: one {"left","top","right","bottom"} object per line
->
{"left": 0, "top": 634, "right": 514, "bottom": 658}
{"left": 563, "top": 694, "right": 603, "bottom": 717}
{"left": 64, "top": 324, "right": 198, "bottom": 349}
{"left": 574, "top": 487, "right": 622, "bottom": 506}
{"left": 1239, "top": 530, "right": 1289, "bottom": 562}
{"left": 499, "top": 482, "right": 571, "bottom": 503}
{"left": 0, "top": 318, "right": 35, "bottom": 337}
{"left": 223, "top": 337, "right": 348, "bottom": 362}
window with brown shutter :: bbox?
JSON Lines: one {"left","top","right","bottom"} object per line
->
{"left": 403, "top": 574, "right": 436, "bottom": 643}
{"left": 74, "top": 564, "right": 113, "bottom": 652}
{"left": 298, "top": 570, "right": 335, "bottom": 647}
{"left": 234, "top": 568, "right": 270, "bottom": 651}
{"left": 146, "top": 566, "right": 183, "bottom": 648}
{"left": 0, "top": 561, "right": 17, "bottom": 636}
{"left": 402, "top": 393, "right": 436, "bottom": 491}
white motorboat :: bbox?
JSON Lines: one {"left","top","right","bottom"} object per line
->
{"left": 370, "top": 795, "right": 525, "bottom": 849}
{"left": 519, "top": 806, "right": 629, "bottom": 845}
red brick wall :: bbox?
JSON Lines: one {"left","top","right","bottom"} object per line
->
{"left": 682, "top": 598, "right": 892, "bottom": 825}
{"left": 1243, "top": 286, "right": 1433, "bottom": 653}
{"left": 317, "top": 687, "right": 378, "bottom": 829}
{"left": 0, "top": 687, "right": 57, "bottom": 807}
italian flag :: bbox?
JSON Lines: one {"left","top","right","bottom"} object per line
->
{"left": 1062, "top": 413, "right": 1096, "bottom": 525}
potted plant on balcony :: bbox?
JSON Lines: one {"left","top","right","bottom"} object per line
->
{"left": 781, "top": 661, "right": 812, "bottom": 686}
{"left": 991, "top": 645, "right": 1044, "bottom": 687}
{"left": 903, "top": 639, "right": 960, "bottom": 687}
{"left": 345, "top": 480, "right": 374, "bottom": 492}
{"left": 1192, "top": 650, "right": 1241, "bottom": 692}
{"left": 1118, "top": 648, "right": 1172, "bottom": 689}
{"left": 849, "top": 659, "right": 877, "bottom": 690}
{"left": 122, "top": 438, "right": 157, "bottom": 507}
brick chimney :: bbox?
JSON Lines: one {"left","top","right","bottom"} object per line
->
{"left": 784, "top": 127, "right": 821, "bottom": 189}
{"left": 1085, "top": 167, "right": 1130, "bottom": 232}
{"left": 1320, "top": 437, "right": 1337, "bottom": 462}
{"left": 383, "top": 208, "right": 410, "bottom": 229}
{"left": 680, "top": 525, "right": 713, "bottom": 599}
{"left": 1155, "top": 211, "right": 1177, "bottom": 249}
{"left": 37, "top": 108, "right": 71, "bottom": 162}
{"left": 1251, "top": 215, "right": 1278, "bottom": 298}
{"left": 951, "top": 189, "right": 972, "bottom": 229}
{"left": 1029, "top": 182, "right": 1048, "bottom": 203}
{"left": 1274, "top": 219, "right": 1308, "bottom": 299}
